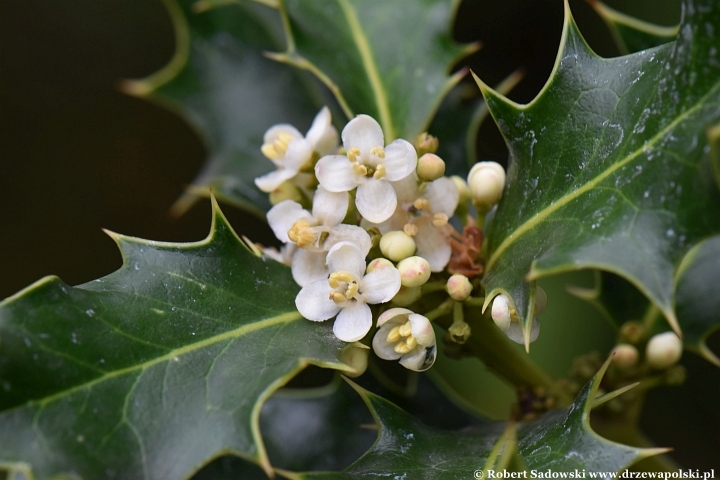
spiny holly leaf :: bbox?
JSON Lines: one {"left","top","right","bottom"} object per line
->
{"left": 587, "top": 0, "right": 679, "bottom": 54}
{"left": 298, "top": 362, "right": 661, "bottom": 479}
{"left": 272, "top": 0, "right": 476, "bottom": 142}
{"left": 0, "top": 200, "right": 353, "bottom": 479}
{"left": 674, "top": 234, "right": 720, "bottom": 366}
{"left": 478, "top": 0, "right": 720, "bottom": 348}
{"left": 123, "top": 0, "right": 324, "bottom": 217}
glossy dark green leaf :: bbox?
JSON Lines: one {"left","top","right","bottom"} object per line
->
{"left": 0, "top": 200, "right": 353, "bottom": 479}
{"left": 479, "top": 0, "right": 720, "bottom": 347}
{"left": 123, "top": 0, "right": 323, "bottom": 216}
{"left": 299, "top": 363, "right": 660, "bottom": 479}
{"left": 274, "top": 0, "right": 474, "bottom": 141}
{"left": 674, "top": 234, "right": 720, "bottom": 366}
{"left": 588, "top": 0, "right": 679, "bottom": 54}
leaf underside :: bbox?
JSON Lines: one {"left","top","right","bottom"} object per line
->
{"left": 0, "top": 200, "right": 349, "bottom": 479}
{"left": 479, "top": 0, "right": 720, "bottom": 346}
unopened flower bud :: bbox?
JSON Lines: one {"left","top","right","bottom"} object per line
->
{"left": 392, "top": 286, "right": 421, "bottom": 306}
{"left": 664, "top": 365, "right": 686, "bottom": 386}
{"left": 611, "top": 344, "right": 639, "bottom": 370}
{"left": 534, "top": 286, "right": 548, "bottom": 315}
{"left": 446, "top": 274, "right": 472, "bottom": 301}
{"left": 415, "top": 132, "right": 439, "bottom": 156}
{"left": 269, "top": 180, "right": 303, "bottom": 205}
{"left": 397, "top": 256, "right": 431, "bottom": 287}
{"left": 451, "top": 175, "right": 471, "bottom": 204}
{"left": 338, "top": 342, "right": 369, "bottom": 377}
{"left": 645, "top": 332, "right": 683, "bottom": 369}
{"left": 620, "top": 321, "right": 645, "bottom": 344}
{"left": 468, "top": 161, "right": 506, "bottom": 207}
{"left": 491, "top": 294, "right": 513, "bottom": 331}
{"left": 366, "top": 258, "right": 394, "bottom": 273}
{"left": 379, "top": 231, "right": 416, "bottom": 262}
{"left": 417, "top": 153, "right": 446, "bottom": 181}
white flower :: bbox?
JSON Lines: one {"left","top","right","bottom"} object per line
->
{"left": 295, "top": 241, "right": 401, "bottom": 342}
{"left": 267, "top": 187, "right": 372, "bottom": 287}
{"left": 315, "top": 115, "right": 417, "bottom": 223}
{"left": 491, "top": 293, "right": 542, "bottom": 344}
{"left": 368, "top": 174, "right": 459, "bottom": 271}
{"left": 255, "top": 107, "right": 339, "bottom": 193}
{"left": 372, "top": 308, "right": 436, "bottom": 371}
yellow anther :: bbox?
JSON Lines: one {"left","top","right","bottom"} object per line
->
{"left": 413, "top": 198, "right": 430, "bottom": 210}
{"left": 353, "top": 163, "right": 369, "bottom": 176}
{"left": 277, "top": 132, "right": 294, "bottom": 144}
{"left": 432, "top": 213, "right": 449, "bottom": 227}
{"left": 386, "top": 326, "right": 402, "bottom": 343}
{"left": 345, "top": 282, "right": 359, "bottom": 299}
{"left": 398, "top": 322, "right": 412, "bottom": 337}
{"left": 261, "top": 143, "right": 280, "bottom": 160}
{"left": 370, "top": 146, "right": 385, "bottom": 159}
{"left": 329, "top": 271, "right": 355, "bottom": 285}
{"left": 373, "top": 164, "right": 387, "bottom": 179}
{"left": 288, "top": 220, "right": 317, "bottom": 248}
{"left": 394, "top": 342, "right": 413, "bottom": 354}
{"left": 403, "top": 223, "right": 418, "bottom": 236}
{"left": 273, "top": 138, "right": 289, "bottom": 155}
{"left": 330, "top": 292, "right": 347, "bottom": 304}
{"left": 405, "top": 336, "right": 418, "bottom": 350}
{"left": 347, "top": 146, "right": 361, "bottom": 162}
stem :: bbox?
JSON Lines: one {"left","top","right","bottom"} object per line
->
{"left": 421, "top": 281, "right": 446, "bottom": 295}
{"left": 463, "top": 296, "right": 485, "bottom": 307}
{"left": 424, "top": 299, "right": 453, "bottom": 321}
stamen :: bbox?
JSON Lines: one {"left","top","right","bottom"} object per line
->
{"left": 403, "top": 223, "right": 418, "bottom": 236}
{"left": 394, "top": 342, "right": 412, "bottom": 354}
{"left": 413, "top": 198, "right": 430, "bottom": 210}
{"left": 353, "top": 164, "right": 368, "bottom": 176}
{"left": 277, "top": 132, "right": 295, "bottom": 144}
{"left": 331, "top": 292, "right": 347, "bottom": 304}
{"left": 347, "top": 146, "right": 361, "bottom": 162}
{"left": 288, "top": 220, "right": 317, "bottom": 247}
{"left": 432, "top": 213, "right": 449, "bottom": 227}
{"left": 398, "top": 322, "right": 412, "bottom": 337}
{"left": 273, "top": 138, "right": 289, "bottom": 155}
{"left": 370, "top": 146, "right": 385, "bottom": 159}
{"left": 261, "top": 143, "right": 280, "bottom": 160}
{"left": 405, "top": 336, "right": 418, "bottom": 350}
{"left": 345, "top": 282, "right": 359, "bottom": 299}
{"left": 373, "top": 164, "right": 387, "bottom": 179}
{"left": 386, "top": 326, "right": 402, "bottom": 343}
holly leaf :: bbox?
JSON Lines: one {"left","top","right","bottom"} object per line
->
{"left": 674, "top": 234, "right": 720, "bottom": 366}
{"left": 123, "top": 0, "right": 324, "bottom": 217}
{"left": 0, "top": 199, "right": 353, "bottom": 479}
{"left": 478, "top": 0, "right": 720, "bottom": 348}
{"left": 587, "top": 0, "right": 679, "bottom": 54}
{"left": 298, "top": 361, "right": 662, "bottom": 478}
{"left": 272, "top": 0, "right": 476, "bottom": 141}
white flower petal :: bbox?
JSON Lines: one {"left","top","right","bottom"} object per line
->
{"left": 383, "top": 139, "right": 417, "bottom": 181}
{"left": 254, "top": 168, "right": 298, "bottom": 193}
{"left": 342, "top": 115, "right": 384, "bottom": 154}
{"left": 414, "top": 221, "right": 451, "bottom": 271}
{"left": 334, "top": 301, "right": 372, "bottom": 342}
{"left": 504, "top": 318, "right": 539, "bottom": 344}
{"left": 292, "top": 249, "right": 329, "bottom": 287}
{"left": 295, "top": 280, "right": 341, "bottom": 321}
{"left": 305, "top": 107, "right": 339, "bottom": 155}
{"left": 376, "top": 307, "right": 413, "bottom": 328}
{"left": 399, "top": 345, "right": 436, "bottom": 371}
{"left": 312, "top": 186, "right": 348, "bottom": 227}
{"left": 391, "top": 174, "right": 420, "bottom": 204}
{"left": 266, "top": 200, "right": 311, "bottom": 243}
{"left": 372, "top": 324, "right": 404, "bottom": 360}
{"left": 264, "top": 124, "right": 303, "bottom": 144}
{"left": 408, "top": 313, "right": 435, "bottom": 346}
{"left": 424, "top": 177, "right": 459, "bottom": 216}
{"left": 356, "top": 180, "right": 397, "bottom": 223}
{"left": 325, "top": 224, "right": 373, "bottom": 257}
{"left": 326, "top": 241, "right": 366, "bottom": 277}
{"left": 361, "top": 266, "right": 401, "bottom": 304}
{"left": 283, "top": 138, "right": 314, "bottom": 171}
{"left": 315, "top": 155, "right": 360, "bottom": 192}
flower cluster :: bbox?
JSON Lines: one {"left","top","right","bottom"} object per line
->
{"left": 254, "top": 108, "right": 535, "bottom": 371}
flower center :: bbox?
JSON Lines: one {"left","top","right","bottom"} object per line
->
{"left": 347, "top": 145, "right": 387, "bottom": 179}
{"left": 386, "top": 320, "right": 418, "bottom": 354}
{"left": 328, "top": 270, "right": 361, "bottom": 304}
{"left": 288, "top": 219, "right": 318, "bottom": 248}
{"left": 261, "top": 131, "right": 294, "bottom": 160}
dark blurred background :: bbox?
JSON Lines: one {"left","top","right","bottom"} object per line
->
{"left": 4, "top": 0, "right": 717, "bottom": 472}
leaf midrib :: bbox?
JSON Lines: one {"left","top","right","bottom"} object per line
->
{"left": 336, "top": 0, "right": 395, "bottom": 140}
{"left": 485, "top": 79, "right": 720, "bottom": 273}
{"left": 25, "top": 311, "right": 302, "bottom": 409}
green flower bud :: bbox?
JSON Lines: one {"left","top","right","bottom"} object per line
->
{"left": 379, "top": 231, "right": 416, "bottom": 262}
{"left": 366, "top": 257, "right": 394, "bottom": 273}
{"left": 415, "top": 132, "right": 439, "bottom": 156}
{"left": 392, "top": 286, "right": 421, "bottom": 306}
{"left": 645, "top": 332, "right": 682, "bottom": 369}
{"left": 446, "top": 274, "right": 473, "bottom": 301}
{"left": 417, "top": 153, "right": 446, "bottom": 181}
{"left": 451, "top": 175, "right": 471, "bottom": 204}
{"left": 269, "top": 180, "right": 303, "bottom": 205}
{"left": 338, "top": 342, "right": 369, "bottom": 377}
{"left": 397, "top": 256, "right": 431, "bottom": 287}
{"left": 491, "top": 293, "right": 513, "bottom": 331}
{"left": 467, "top": 161, "right": 505, "bottom": 207}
